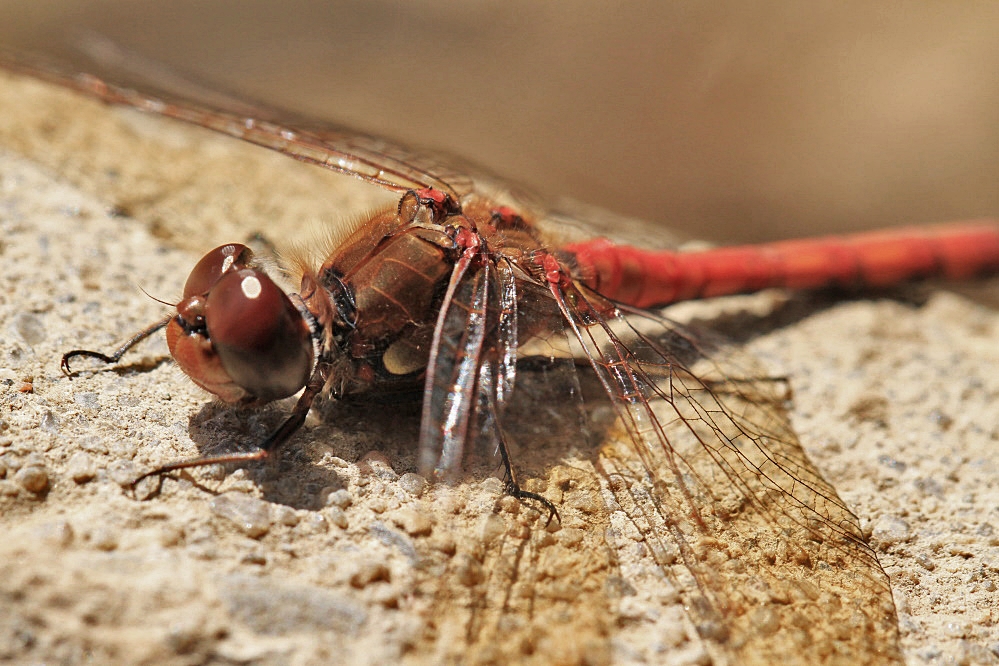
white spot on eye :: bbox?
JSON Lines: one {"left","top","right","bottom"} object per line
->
{"left": 240, "top": 275, "right": 263, "bottom": 299}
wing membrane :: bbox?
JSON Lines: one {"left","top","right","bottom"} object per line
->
{"left": 419, "top": 246, "right": 487, "bottom": 477}
{"left": 0, "top": 48, "right": 471, "bottom": 198}
{"left": 546, "top": 278, "right": 900, "bottom": 663}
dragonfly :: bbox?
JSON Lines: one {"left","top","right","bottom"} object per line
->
{"left": 5, "top": 46, "right": 999, "bottom": 664}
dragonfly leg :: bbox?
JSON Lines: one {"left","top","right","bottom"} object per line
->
{"left": 130, "top": 370, "right": 325, "bottom": 493}
{"left": 495, "top": 433, "right": 560, "bottom": 526}
{"left": 61, "top": 315, "right": 173, "bottom": 375}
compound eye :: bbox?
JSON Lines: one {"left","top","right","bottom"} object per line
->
{"left": 183, "top": 244, "right": 253, "bottom": 298}
{"left": 204, "top": 268, "right": 313, "bottom": 402}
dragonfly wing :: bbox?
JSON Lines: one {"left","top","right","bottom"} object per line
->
{"left": 419, "top": 238, "right": 539, "bottom": 480}
{"left": 491, "top": 258, "right": 519, "bottom": 409}
{"left": 0, "top": 46, "right": 468, "bottom": 197}
{"left": 418, "top": 243, "right": 493, "bottom": 478}
{"left": 547, "top": 279, "right": 902, "bottom": 663}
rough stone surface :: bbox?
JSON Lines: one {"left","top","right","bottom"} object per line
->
{"left": 1, "top": 69, "right": 997, "bottom": 665}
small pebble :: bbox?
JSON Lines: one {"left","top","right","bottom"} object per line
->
{"left": 222, "top": 477, "right": 258, "bottom": 494}
{"left": 349, "top": 562, "right": 390, "bottom": 588}
{"left": 14, "top": 465, "right": 49, "bottom": 494}
{"left": 158, "top": 523, "right": 185, "bottom": 547}
{"left": 391, "top": 508, "right": 433, "bottom": 536}
{"left": 479, "top": 477, "right": 504, "bottom": 495}
{"left": 479, "top": 513, "right": 507, "bottom": 544}
{"left": 107, "top": 460, "right": 138, "bottom": 487}
{"left": 89, "top": 526, "right": 120, "bottom": 551}
{"left": 498, "top": 495, "right": 522, "bottom": 515}
{"left": 132, "top": 475, "right": 161, "bottom": 501}
{"left": 325, "top": 507, "right": 349, "bottom": 529}
{"left": 429, "top": 533, "right": 456, "bottom": 556}
{"left": 872, "top": 515, "right": 912, "bottom": 546}
{"left": 79, "top": 437, "right": 107, "bottom": 454}
{"left": 209, "top": 492, "right": 272, "bottom": 538}
{"left": 272, "top": 504, "right": 300, "bottom": 527}
{"left": 398, "top": 473, "right": 427, "bottom": 497}
{"left": 558, "top": 527, "right": 585, "bottom": 548}
{"left": 323, "top": 455, "right": 350, "bottom": 468}
{"left": 3, "top": 455, "right": 22, "bottom": 473}
{"left": 299, "top": 512, "right": 328, "bottom": 534}
{"left": 14, "top": 313, "right": 46, "bottom": 345}
{"left": 240, "top": 550, "right": 267, "bottom": 566}
{"left": 359, "top": 451, "right": 397, "bottom": 480}
{"left": 325, "top": 488, "right": 353, "bottom": 509}
{"left": 40, "top": 410, "right": 59, "bottom": 434}
{"left": 568, "top": 491, "right": 601, "bottom": 514}
{"left": 109, "top": 440, "right": 137, "bottom": 459}
{"left": 67, "top": 452, "right": 97, "bottom": 484}
{"left": 0, "top": 480, "right": 19, "bottom": 496}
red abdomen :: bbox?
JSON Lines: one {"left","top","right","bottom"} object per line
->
{"left": 563, "top": 220, "right": 999, "bottom": 308}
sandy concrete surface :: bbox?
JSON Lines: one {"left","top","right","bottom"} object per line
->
{"left": 0, "top": 70, "right": 997, "bottom": 665}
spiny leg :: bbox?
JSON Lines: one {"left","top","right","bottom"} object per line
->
{"left": 130, "top": 371, "right": 325, "bottom": 491}
{"left": 495, "top": 430, "right": 560, "bottom": 526}
{"left": 62, "top": 316, "right": 172, "bottom": 375}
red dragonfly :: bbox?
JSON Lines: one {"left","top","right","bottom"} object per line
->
{"left": 6, "top": 47, "right": 999, "bottom": 663}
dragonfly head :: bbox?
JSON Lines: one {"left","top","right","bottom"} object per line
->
{"left": 167, "top": 244, "right": 314, "bottom": 404}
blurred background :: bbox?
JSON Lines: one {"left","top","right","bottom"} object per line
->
{"left": 2, "top": 0, "right": 999, "bottom": 242}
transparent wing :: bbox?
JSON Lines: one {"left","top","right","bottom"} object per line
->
{"left": 0, "top": 47, "right": 472, "bottom": 198}
{"left": 544, "top": 278, "right": 901, "bottom": 663}
{"left": 419, "top": 248, "right": 569, "bottom": 482}
{"left": 418, "top": 249, "right": 483, "bottom": 477}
